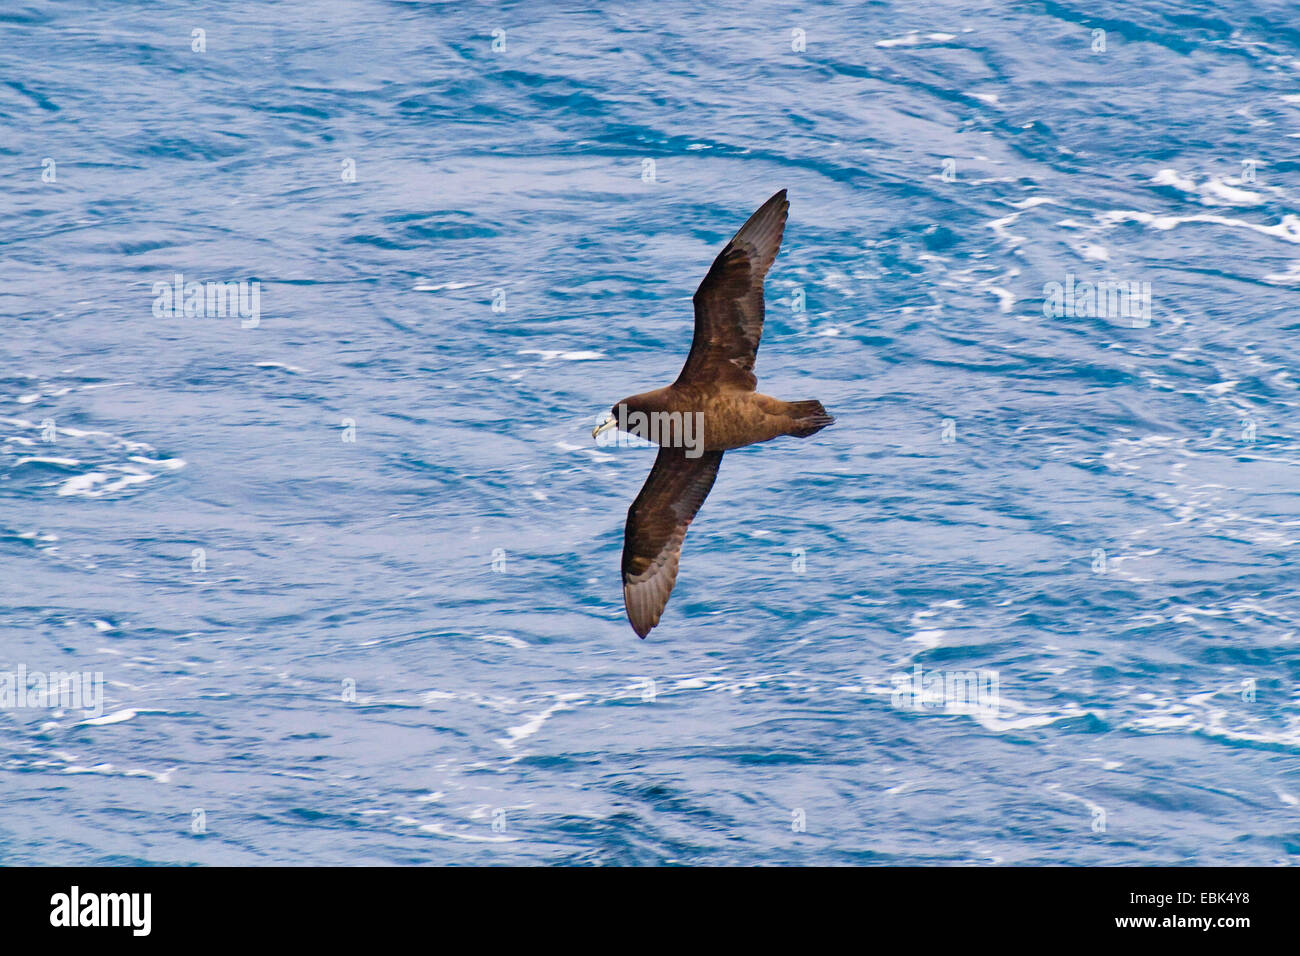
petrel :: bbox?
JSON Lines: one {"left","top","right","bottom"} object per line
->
{"left": 593, "top": 190, "right": 835, "bottom": 638}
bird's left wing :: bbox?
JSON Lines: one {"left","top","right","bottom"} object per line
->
{"left": 675, "top": 189, "right": 788, "bottom": 391}
{"left": 621, "top": 447, "right": 725, "bottom": 638}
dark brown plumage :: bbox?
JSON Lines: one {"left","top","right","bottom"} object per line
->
{"left": 593, "top": 190, "right": 835, "bottom": 638}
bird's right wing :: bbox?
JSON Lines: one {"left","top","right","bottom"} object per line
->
{"left": 621, "top": 447, "right": 725, "bottom": 638}
{"left": 675, "top": 189, "right": 789, "bottom": 392}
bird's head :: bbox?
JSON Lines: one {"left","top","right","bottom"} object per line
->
{"left": 592, "top": 390, "right": 668, "bottom": 442}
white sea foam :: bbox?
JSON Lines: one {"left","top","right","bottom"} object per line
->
{"left": 876, "top": 32, "right": 956, "bottom": 47}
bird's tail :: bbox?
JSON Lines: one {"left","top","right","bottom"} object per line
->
{"left": 785, "top": 400, "right": 835, "bottom": 437}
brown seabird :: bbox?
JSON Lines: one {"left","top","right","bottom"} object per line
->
{"left": 592, "top": 190, "right": 835, "bottom": 638}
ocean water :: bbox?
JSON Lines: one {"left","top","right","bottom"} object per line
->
{"left": 2, "top": 0, "right": 1298, "bottom": 865}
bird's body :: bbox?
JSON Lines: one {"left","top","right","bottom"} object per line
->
{"left": 593, "top": 190, "right": 834, "bottom": 638}
{"left": 611, "top": 384, "right": 831, "bottom": 451}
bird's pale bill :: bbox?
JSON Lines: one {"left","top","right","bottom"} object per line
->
{"left": 592, "top": 415, "right": 618, "bottom": 439}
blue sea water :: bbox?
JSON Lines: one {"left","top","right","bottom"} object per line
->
{"left": 2, "top": 0, "right": 1299, "bottom": 865}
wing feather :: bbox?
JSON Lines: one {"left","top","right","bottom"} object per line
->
{"left": 621, "top": 448, "right": 725, "bottom": 638}
{"left": 675, "top": 189, "right": 788, "bottom": 391}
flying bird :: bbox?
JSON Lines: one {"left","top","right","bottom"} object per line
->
{"left": 592, "top": 190, "right": 835, "bottom": 638}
